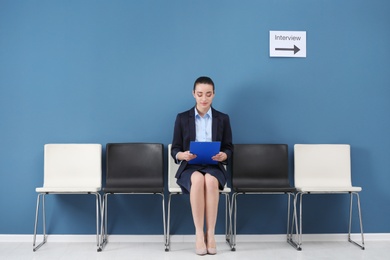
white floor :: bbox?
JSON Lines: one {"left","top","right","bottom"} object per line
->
{"left": 1, "top": 235, "right": 390, "bottom": 260}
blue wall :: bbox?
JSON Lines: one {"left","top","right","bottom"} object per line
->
{"left": 1, "top": 0, "right": 389, "bottom": 235}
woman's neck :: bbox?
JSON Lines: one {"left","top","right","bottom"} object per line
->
{"left": 196, "top": 106, "right": 210, "bottom": 117}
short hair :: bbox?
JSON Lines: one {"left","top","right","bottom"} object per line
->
{"left": 193, "top": 76, "right": 215, "bottom": 92}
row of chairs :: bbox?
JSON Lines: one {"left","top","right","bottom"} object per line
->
{"left": 33, "top": 143, "right": 167, "bottom": 252}
{"left": 230, "top": 144, "right": 364, "bottom": 251}
{"left": 33, "top": 143, "right": 365, "bottom": 252}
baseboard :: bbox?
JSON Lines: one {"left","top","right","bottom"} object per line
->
{"left": 1, "top": 233, "right": 390, "bottom": 243}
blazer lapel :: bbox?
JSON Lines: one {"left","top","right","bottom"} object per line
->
{"left": 189, "top": 108, "right": 196, "bottom": 141}
{"left": 212, "top": 107, "right": 218, "bottom": 141}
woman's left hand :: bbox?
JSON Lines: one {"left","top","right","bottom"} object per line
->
{"left": 212, "top": 152, "right": 227, "bottom": 162}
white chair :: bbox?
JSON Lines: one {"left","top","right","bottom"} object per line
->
{"left": 293, "top": 144, "right": 364, "bottom": 250}
{"left": 33, "top": 144, "right": 102, "bottom": 252}
{"left": 166, "top": 144, "right": 232, "bottom": 251}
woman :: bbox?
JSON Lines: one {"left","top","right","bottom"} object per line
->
{"left": 171, "top": 76, "right": 233, "bottom": 255}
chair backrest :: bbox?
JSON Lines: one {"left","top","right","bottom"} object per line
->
{"left": 105, "top": 143, "right": 164, "bottom": 191}
{"left": 168, "top": 144, "right": 182, "bottom": 192}
{"left": 232, "top": 144, "right": 290, "bottom": 189}
{"left": 43, "top": 144, "right": 102, "bottom": 188}
{"left": 294, "top": 144, "right": 352, "bottom": 188}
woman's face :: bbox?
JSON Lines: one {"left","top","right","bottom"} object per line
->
{"left": 193, "top": 83, "right": 215, "bottom": 113}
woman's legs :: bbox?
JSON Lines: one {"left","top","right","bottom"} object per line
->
{"left": 190, "top": 171, "right": 206, "bottom": 251}
{"left": 204, "top": 173, "right": 219, "bottom": 250}
{"left": 190, "top": 172, "right": 220, "bottom": 252}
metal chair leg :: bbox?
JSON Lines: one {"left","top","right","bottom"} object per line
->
{"left": 224, "top": 193, "right": 232, "bottom": 245}
{"left": 298, "top": 192, "right": 303, "bottom": 249}
{"left": 159, "top": 193, "right": 168, "bottom": 252}
{"left": 287, "top": 193, "right": 290, "bottom": 238}
{"left": 33, "top": 193, "right": 47, "bottom": 252}
{"left": 98, "top": 193, "right": 108, "bottom": 251}
{"left": 165, "top": 193, "right": 174, "bottom": 251}
{"left": 348, "top": 192, "right": 365, "bottom": 250}
{"left": 287, "top": 193, "right": 301, "bottom": 250}
{"left": 95, "top": 193, "right": 101, "bottom": 248}
{"left": 230, "top": 192, "right": 238, "bottom": 251}
{"left": 228, "top": 194, "right": 232, "bottom": 244}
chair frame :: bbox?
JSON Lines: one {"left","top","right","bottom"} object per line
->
{"left": 293, "top": 144, "right": 365, "bottom": 250}
{"left": 230, "top": 144, "right": 300, "bottom": 251}
{"left": 33, "top": 143, "right": 102, "bottom": 252}
{"left": 295, "top": 191, "right": 364, "bottom": 250}
{"left": 33, "top": 192, "right": 101, "bottom": 251}
{"left": 165, "top": 144, "right": 232, "bottom": 251}
{"left": 231, "top": 192, "right": 299, "bottom": 251}
{"left": 98, "top": 143, "right": 166, "bottom": 252}
{"left": 99, "top": 192, "right": 166, "bottom": 251}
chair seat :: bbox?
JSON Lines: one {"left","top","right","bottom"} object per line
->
{"left": 234, "top": 187, "right": 296, "bottom": 193}
{"left": 168, "top": 187, "right": 182, "bottom": 193}
{"left": 222, "top": 187, "right": 231, "bottom": 193}
{"left": 103, "top": 187, "right": 163, "bottom": 193}
{"left": 36, "top": 187, "right": 101, "bottom": 193}
{"left": 296, "top": 186, "right": 362, "bottom": 193}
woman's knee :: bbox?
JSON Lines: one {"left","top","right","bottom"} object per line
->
{"left": 191, "top": 171, "right": 205, "bottom": 187}
{"left": 204, "top": 174, "right": 219, "bottom": 189}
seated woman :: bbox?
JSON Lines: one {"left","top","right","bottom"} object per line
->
{"left": 171, "top": 76, "right": 233, "bottom": 255}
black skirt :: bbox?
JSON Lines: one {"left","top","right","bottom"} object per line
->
{"left": 176, "top": 164, "right": 226, "bottom": 194}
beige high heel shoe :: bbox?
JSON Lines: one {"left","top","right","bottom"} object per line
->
{"left": 206, "top": 235, "right": 217, "bottom": 255}
{"left": 195, "top": 235, "right": 207, "bottom": 256}
{"left": 207, "top": 247, "right": 217, "bottom": 255}
{"left": 196, "top": 247, "right": 207, "bottom": 256}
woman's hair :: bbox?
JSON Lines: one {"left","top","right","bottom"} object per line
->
{"left": 193, "top": 76, "right": 215, "bottom": 92}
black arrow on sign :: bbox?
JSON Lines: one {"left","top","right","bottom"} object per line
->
{"left": 275, "top": 45, "right": 300, "bottom": 54}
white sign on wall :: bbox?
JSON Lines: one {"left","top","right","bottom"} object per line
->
{"left": 270, "top": 31, "right": 306, "bottom": 58}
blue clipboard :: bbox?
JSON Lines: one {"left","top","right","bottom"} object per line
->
{"left": 188, "top": 141, "right": 221, "bottom": 165}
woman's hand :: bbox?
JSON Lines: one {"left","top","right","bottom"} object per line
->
{"left": 212, "top": 152, "right": 227, "bottom": 162}
{"left": 178, "top": 151, "right": 197, "bottom": 161}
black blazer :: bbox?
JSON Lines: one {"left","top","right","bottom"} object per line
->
{"left": 171, "top": 106, "right": 233, "bottom": 179}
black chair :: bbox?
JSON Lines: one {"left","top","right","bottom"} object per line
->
{"left": 99, "top": 143, "right": 166, "bottom": 251}
{"left": 231, "top": 144, "right": 299, "bottom": 251}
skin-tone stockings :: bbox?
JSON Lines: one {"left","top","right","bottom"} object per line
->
{"left": 190, "top": 172, "right": 219, "bottom": 253}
